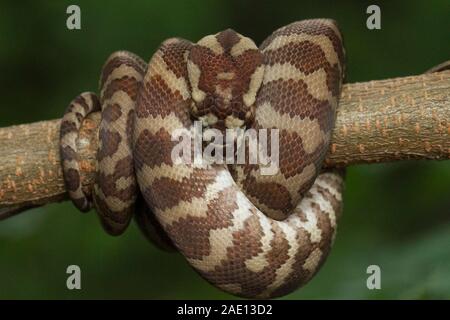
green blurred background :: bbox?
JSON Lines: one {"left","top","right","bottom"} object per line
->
{"left": 0, "top": 0, "right": 449, "bottom": 299}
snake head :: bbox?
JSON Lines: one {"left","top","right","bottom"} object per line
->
{"left": 188, "top": 29, "right": 265, "bottom": 132}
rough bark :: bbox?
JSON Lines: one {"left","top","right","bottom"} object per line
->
{"left": 0, "top": 70, "right": 449, "bottom": 216}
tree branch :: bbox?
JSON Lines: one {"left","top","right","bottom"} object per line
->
{"left": 0, "top": 70, "right": 449, "bottom": 216}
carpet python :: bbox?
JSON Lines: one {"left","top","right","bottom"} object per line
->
{"left": 60, "top": 19, "right": 346, "bottom": 298}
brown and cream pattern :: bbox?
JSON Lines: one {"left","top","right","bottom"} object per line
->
{"left": 60, "top": 92, "right": 100, "bottom": 212}
{"left": 60, "top": 19, "right": 346, "bottom": 298}
{"left": 92, "top": 51, "right": 146, "bottom": 235}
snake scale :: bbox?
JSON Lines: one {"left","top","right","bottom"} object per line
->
{"left": 59, "top": 19, "right": 346, "bottom": 298}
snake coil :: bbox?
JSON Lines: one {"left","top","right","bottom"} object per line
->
{"left": 60, "top": 19, "right": 345, "bottom": 298}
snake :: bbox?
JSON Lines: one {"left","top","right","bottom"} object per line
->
{"left": 59, "top": 19, "right": 346, "bottom": 298}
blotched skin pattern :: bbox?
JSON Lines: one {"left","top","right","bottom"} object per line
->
{"left": 60, "top": 19, "right": 345, "bottom": 298}
{"left": 60, "top": 92, "right": 100, "bottom": 212}
{"left": 92, "top": 51, "right": 146, "bottom": 235}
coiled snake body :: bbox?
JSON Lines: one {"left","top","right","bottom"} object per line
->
{"left": 60, "top": 19, "right": 345, "bottom": 298}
